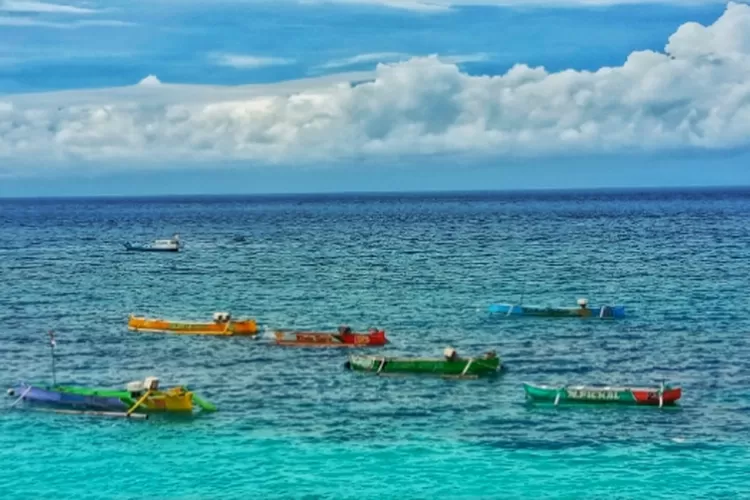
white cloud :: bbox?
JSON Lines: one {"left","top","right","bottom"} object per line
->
{"left": 0, "top": 15, "right": 134, "bottom": 28}
{"left": 210, "top": 53, "right": 296, "bottom": 69}
{"left": 138, "top": 75, "right": 162, "bottom": 86}
{"left": 2, "top": 2, "right": 750, "bottom": 170}
{"left": 302, "top": 0, "right": 730, "bottom": 12}
{"left": 0, "top": 0, "right": 97, "bottom": 14}
{"left": 320, "top": 52, "right": 410, "bottom": 69}
{"left": 300, "top": 0, "right": 451, "bottom": 12}
{"left": 0, "top": 15, "right": 64, "bottom": 27}
{"left": 76, "top": 19, "right": 135, "bottom": 27}
{"left": 319, "top": 52, "right": 490, "bottom": 69}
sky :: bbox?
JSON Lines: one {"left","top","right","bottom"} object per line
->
{"left": 1, "top": 0, "right": 750, "bottom": 196}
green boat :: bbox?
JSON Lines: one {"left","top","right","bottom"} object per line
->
{"left": 523, "top": 383, "right": 682, "bottom": 407}
{"left": 345, "top": 348, "right": 501, "bottom": 378}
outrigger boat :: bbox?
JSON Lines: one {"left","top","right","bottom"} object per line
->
{"left": 124, "top": 233, "right": 182, "bottom": 252}
{"left": 523, "top": 382, "right": 681, "bottom": 407}
{"left": 273, "top": 325, "right": 388, "bottom": 347}
{"left": 7, "top": 376, "right": 217, "bottom": 419}
{"left": 345, "top": 347, "right": 501, "bottom": 378}
{"left": 489, "top": 298, "right": 625, "bottom": 319}
{"left": 128, "top": 312, "right": 258, "bottom": 336}
{"left": 8, "top": 332, "right": 217, "bottom": 419}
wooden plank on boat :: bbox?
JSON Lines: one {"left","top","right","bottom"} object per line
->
{"left": 30, "top": 408, "right": 149, "bottom": 419}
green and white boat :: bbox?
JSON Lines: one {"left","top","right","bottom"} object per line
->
{"left": 523, "top": 383, "right": 682, "bottom": 407}
{"left": 345, "top": 348, "right": 501, "bottom": 378}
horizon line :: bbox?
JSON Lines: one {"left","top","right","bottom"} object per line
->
{"left": 2, "top": 184, "right": 750, "bottom": 201}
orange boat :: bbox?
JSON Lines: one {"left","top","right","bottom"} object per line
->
{"left": 273, "top": 326, "right": 388, "bottom": 347}
{"left": 128, "top": 312, "right": 258, "bottom": 336}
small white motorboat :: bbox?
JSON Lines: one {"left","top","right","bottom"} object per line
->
{"left": 124, "top": 233, "right": 182, "bottom": 252}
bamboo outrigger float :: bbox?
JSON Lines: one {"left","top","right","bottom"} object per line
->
{"left": 523, "top": 383, "right": 682, "bottom": 407}
{"left": 273, "top": 326, "right": 388, "bottom": 347}
{"left": 128, "top": 312, "right": 258, "bottom": 336}
{"left": 345, "top": 347, "right": 502, "bottom": 379}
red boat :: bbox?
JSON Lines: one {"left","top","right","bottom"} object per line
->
{"left": 273, "top": 326, "right": 388, "bottom": 347}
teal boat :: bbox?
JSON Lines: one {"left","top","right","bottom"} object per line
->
{"left": 523, "top": 383, "right": 682, "bottom": 407}
{"left": 489, "top": 298, "right": 625, "bottom": 319}
{"left": 345, "top": 348, "right": 501, "bottom": 378}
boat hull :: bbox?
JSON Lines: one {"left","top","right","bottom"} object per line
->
{"left": 274, "top": 330, "right": 387, "bottom": 347}
{"left": 489, "top": 303, "right": 625, "bottom": 319}
{"left": 10, "top": 384, "right": 198, "bottom": 413}
{"left": 128, "top": 315, "right": 258, "bottom": 336}
{"left": 56, "top": 385, "right": 195, "bottom": 412}
{"left": 523, "top": 383, "right": 681, "bottom": 406}
{"left": 347, "top": 354, "right": 501, "bottom": 378}
{"left": 10, "top": 384, "right": 129, "bottom": 411}
{"left": 124, "top": 245, "right": 179, "bottom": 252}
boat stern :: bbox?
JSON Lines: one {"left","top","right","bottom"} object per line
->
{"left": 346, "top": 355, "right": 376, "bottom": 372}
{"left": 232, "top": 319, "right": 259, "bottom": 335}
{"left": 144, "top": 388, "right": 194, "bottom": 412}
{"left": 523, "top": 383, "right": 558, "bottom": 402}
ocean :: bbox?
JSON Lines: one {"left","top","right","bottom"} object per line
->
{"left": 1, "top": 188, "right": 749, "bottom": 499}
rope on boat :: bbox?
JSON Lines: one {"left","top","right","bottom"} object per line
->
{"left": 599, "top": 307, "right": 605, "bottom": 319}
{"left": 506, "top": 305, "right": 514, "bottom": 317}
{"left": 658, "top": 382, "right": 664, "bottom": 408}
{"left": 126, "top": 390, "right": 153, "bottom": 417}
{"left": 376, "top": 358, "right": 386, "bottom": 375}
{"left": 461, "top": 359, "right": 474, "bottom": 376}
{"left": 9, "top": 386, "right": 32, "bottom": 408}
{"left": 554, "top": 388, "right": 562, "bottom": 406}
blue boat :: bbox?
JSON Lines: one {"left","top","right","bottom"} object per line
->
{"left": 488, "top": 298, "right": 625, "bottom": 319}
{"left": 124, "top": 234, "right": 181, "bottom": 252}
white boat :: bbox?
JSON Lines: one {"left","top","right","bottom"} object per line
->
{"left": 124, "top": 233, "right": 182, "bottom": 252}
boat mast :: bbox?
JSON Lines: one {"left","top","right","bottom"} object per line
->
{"left": 48, "top": 330, "right": 57, "bottom": 387}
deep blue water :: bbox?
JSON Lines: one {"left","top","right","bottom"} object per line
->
{"left": 1, "top": 188, "right": 750, "bottom": 498}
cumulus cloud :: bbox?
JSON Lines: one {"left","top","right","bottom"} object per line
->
{"left": 2, "top": 2, "right": 750, "bottom": 170}
{"left": 138, "top": 75, "right": 161, "bottom": 86}
{"left": 210, "top": 53, "right": 296, "bottom": 69}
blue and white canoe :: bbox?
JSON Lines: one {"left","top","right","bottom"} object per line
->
{"left": 8, "top": 383, "right": 127, "bottom": 411}
{"left": 7, "top": 383, "right": 146, "bottom": 419}
{"left": 488, "top": 298, "right": 625, "bottom": 319}
{"left": 124, "top": 234, "right": 181, "bottom": 252}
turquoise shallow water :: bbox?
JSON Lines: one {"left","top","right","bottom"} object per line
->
{"left": 1, "top": 189, "right": 750, "bottom": 499}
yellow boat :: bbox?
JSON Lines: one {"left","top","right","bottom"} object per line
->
{"left": 128, "top": 312, "right": 258, "bottom": 336}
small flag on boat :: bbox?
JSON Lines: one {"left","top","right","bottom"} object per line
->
{"left": 49, "top": 330, "right": 56, "bottom": 347}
